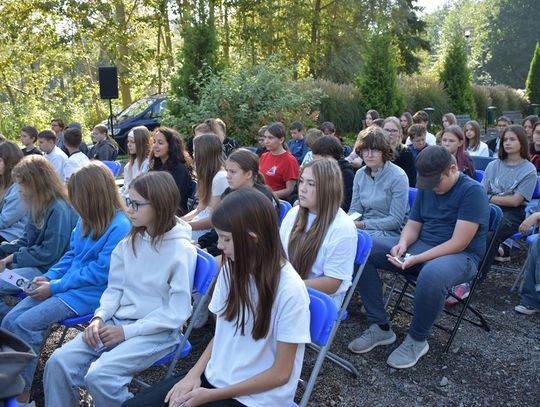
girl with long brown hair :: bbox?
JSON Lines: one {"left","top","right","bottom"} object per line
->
{"left": 120, "top": 126, "right": 152, "bottom": 197}
{"left": 44, "top": 171, "right": 196, "bottom": 406}
{"left": 125, "top": 188, "right": 310, "bottom": 407}
{"left": 2, "top": 161, "right": 131, "bottom": 405}
{"left": 149, "top": 126, "right": 193, "bottom": 213}
{"left": 280, "top": 158, "right": 357, "bottom": 307}
{"left": 0, "top": 155, "right": 77, "bottom": 319}
{"left": 183, "top": 133, "right": 228, "bottom": 239}
{"left": 0, "top": 141, "right": 27, "bottom": 243}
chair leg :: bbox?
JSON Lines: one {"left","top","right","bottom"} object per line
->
{"left": 56, "top": 326, "right": 69, "bottom": 347}
{"left": 389, "top": 280, "right": 409, "bottom": 320}
{"left": 384, "top": 275, "right": 400, "bottom": 309}
{"left": 510, "top": 256, "right": 528, "bottom": 292}
{"left": 307, "top": 344, "right": 359, "bottom": 377}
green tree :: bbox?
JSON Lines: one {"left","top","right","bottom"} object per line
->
{"left": 526, "top": 43, "right": 540, "bottom": 105}
{"left": 439, "top": 36, "right": 475, "bottom": 115}
{"left": 170, "top": 0, "right": 221, "bottom": 103}
{"left": 355, "top": 34, "right": 405, "bottom": 117}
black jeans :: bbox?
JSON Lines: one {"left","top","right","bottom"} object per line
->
{"left": 483, "top": 205, "right": 525, "bottom": 275}
{"left": 123, "top": 371, "right": 247, "bottom": 407}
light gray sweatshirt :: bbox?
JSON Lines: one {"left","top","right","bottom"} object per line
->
{"left": 93, "top": 219, "right": 197, "bottom": 339}
{"left": 349, "top": 161, "right": 409, "bottom": 232}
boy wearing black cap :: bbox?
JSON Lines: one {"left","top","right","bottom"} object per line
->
{"left": 348, "top": 146, "right": 490, "bottom": 368}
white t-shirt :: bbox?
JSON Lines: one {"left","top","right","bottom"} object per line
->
{"left": 64, "top": 151, "right": 90, "bottom": 182}
{"left": 405, "top": 131, "right": 437, "bottom": 146}
{"left": 467, "top": 142, "right": 489, "bottom": 157}
{"left": 191, "top": 170, "right": 228, "bottom": 239}
{"left": 279, "top": 206, "right": 357, "bottom": 308}
{"left": 120, "top": 158, "right": 150, "bottom": 197}
{"left": 46, "top": 146, "right": 68, "bottom": 182}
{"left": 205, "top": 262, "right": 310, "bottom": 407}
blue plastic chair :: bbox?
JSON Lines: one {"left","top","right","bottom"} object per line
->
{"left": 279, "top": 199, "right": 292, "bottom": 225}
{"left": 56, "top": 313, "right": 94, "bottom": 347}
{"left": 132, "top": 248, "right": 218, "bottom": 388}
{"left": 4, "top": 397, "right": 18, "bottom": 407}
{"left": 408, "top": 187, "right": 417, "bottom": 209}
{"left": 474, "top": 169, "right": 484, "bottom": 183}
{"left": 102, "top": 160, "right": 121, "bottom": 176}
{"left": 297, "top": 230, "right": 372, "bottom": 407}
{"left": 472, "top": 155, "right": 496, "bottom": 171}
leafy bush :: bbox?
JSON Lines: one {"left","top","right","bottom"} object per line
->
{"left": 472, "top": 85, "right": 492, "bottom": 121}
{"left": 302, "top": 80, "right": 363, "bottom": 134}
{"left": 399, "top": 75, "right": 451, "bottom": 125}
{"left": 439, "top": 36, "right": 475, "bottom": 115}
{"left": 163, "top": 61, "right": 323, "bottom": 146}
{"left": 356, "top": 34, "right": 406, "bottom": 117}
{"left": 526, "top": 43, "right": 540, "bottom": 105}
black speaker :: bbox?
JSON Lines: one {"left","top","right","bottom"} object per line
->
{"left": 98, "top": 67, "right": 119, "bottom": 100}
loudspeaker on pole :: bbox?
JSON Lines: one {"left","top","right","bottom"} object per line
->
{"left": 98, "top": 67, "right": 119, "bottom": 100}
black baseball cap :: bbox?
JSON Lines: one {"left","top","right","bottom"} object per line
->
{"left": 415, "top": 145, "right": 454, "bottom": 189}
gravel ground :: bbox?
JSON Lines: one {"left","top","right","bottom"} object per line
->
{"left": 17, "top": 247, "right": 540, "bottom": 406}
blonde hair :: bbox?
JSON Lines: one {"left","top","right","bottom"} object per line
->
{"left": 12, "top": 155, "right": 68, "bottom": 227}
{"left": 287, "top": 158, "right": 343, "bottom": 279}
{"left": 67, "top": 162, "right": 125, "bottom": 239}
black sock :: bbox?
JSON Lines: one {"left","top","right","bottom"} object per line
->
{"left": 379, "top": 324, "right": 390, "bottom": 331}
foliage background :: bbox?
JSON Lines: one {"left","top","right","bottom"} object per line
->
{"left": 0, "top": 0, "right": 537, "bottom": 142}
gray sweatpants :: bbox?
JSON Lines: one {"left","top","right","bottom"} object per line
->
{"left": 44, "top": 319, "right": 178, "bottom": 407}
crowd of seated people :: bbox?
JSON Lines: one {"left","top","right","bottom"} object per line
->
{"left": 1, "top": 109, "right": 540, "bottom": 407}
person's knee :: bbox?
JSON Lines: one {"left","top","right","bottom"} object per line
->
{"left": 45, "top": 348, "right": 68, "bottom": 377}
{"left": 416, "top": 267, "right": 447, "bottom": 293}
{"left": 85, "top": 361, "right": 105, "bottom": 391}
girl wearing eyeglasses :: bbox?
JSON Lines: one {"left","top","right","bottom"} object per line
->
{"left": 125, "top": 188, "right": 310, "bottom": 407}
{"left": 2, "top": 161, "right": 130, "bottom": 406}
{"left": 349, "top": 126, "right": 409, "bottom": 238}
{"left": 44, "top": 171, "right": 197, "bottom": 407}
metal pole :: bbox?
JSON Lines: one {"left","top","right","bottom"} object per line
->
{"left": 108, "top": 99, "right": 114, "bottom": 137}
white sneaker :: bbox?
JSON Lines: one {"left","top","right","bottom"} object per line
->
{"left": 514, "top": 304, "right": 539, "bottom": 315}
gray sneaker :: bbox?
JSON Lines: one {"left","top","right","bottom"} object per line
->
{"left": 386, "top": 334, "right": 429, "bottom": 369}
{"left": 348, "top": 324, "right": 396, "bottom": 354}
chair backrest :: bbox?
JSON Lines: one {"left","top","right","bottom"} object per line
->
{"left": 354, "top": 229, "right": 373, "bottom": 266}
{"left": 279, "top": 200, "right": 292, "bottom": 224}
{"left": 408, "top": 187, "right": 417, "bottom": 209}
{"left": 477, "top": 204, "right": 504, "bottom": 277}
{"left": 533, "top": 177, "right": 540, "bottom": 199}
{"left": 5, "top": 397, "right": 18, "bottom": 407}
{"left": 193, "top": 248, "right": 219, "bottom": 295}
{"left": 472, "top": 155, "right": 496, "bottom": 171}
{"left": 474, "top": 169, "right": 484, "bottom": 183}
{"left": 102, "top": 160, "right": 121, "bottom": 176}
{"left": 307, "top": 288, "right": 338, "bottom": 347}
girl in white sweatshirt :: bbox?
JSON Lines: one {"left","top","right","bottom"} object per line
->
{"left": 44, "top": 171, "right": 197, "bottom": 407}
{"left": 125, "top": 188, "right": 311, "bottom": 407}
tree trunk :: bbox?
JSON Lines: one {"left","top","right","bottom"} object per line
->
{"left": 114, "top": 0, "right": 132, "bottom": 108}
{"left": 160, "top": 0, "right": 175, "bottom": 68}
{"left": 309, "top": 0, "right": 321, "bottom": 77}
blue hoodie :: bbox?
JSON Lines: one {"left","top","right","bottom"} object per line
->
{"left": 44, "top": 211, "right": 131, "bottom": 315}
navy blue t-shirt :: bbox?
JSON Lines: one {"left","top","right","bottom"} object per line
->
{"left": 410, "top": 173, "right": 490, "bottom": 264}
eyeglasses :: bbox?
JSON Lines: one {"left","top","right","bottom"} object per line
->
{"left": 361, "top": 148, "right": 382, "bottom": 156}
{"left": 384, "top": 128, "right": 399, "bottom": 134}
{"left": 125, "top": 197, "right": 151, "bottom": 211}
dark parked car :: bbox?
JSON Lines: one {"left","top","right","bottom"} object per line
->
{"left": 103, "top": 94, "right": 166, "bottom": 153}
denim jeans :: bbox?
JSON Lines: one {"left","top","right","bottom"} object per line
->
{"left": 358, "top": 236, "right": 478, "bottom": 341}
{"left": 519, "top": 235, "right": 540, "bottom": 310}
{"left": 0, "top": 266, "right": 44, "bottom": 321}
{"left": 44, "top": 319, "right": 178, "bottom": 407}
{"left": 1, "top": 295, "right": 76, "bottom": 389}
